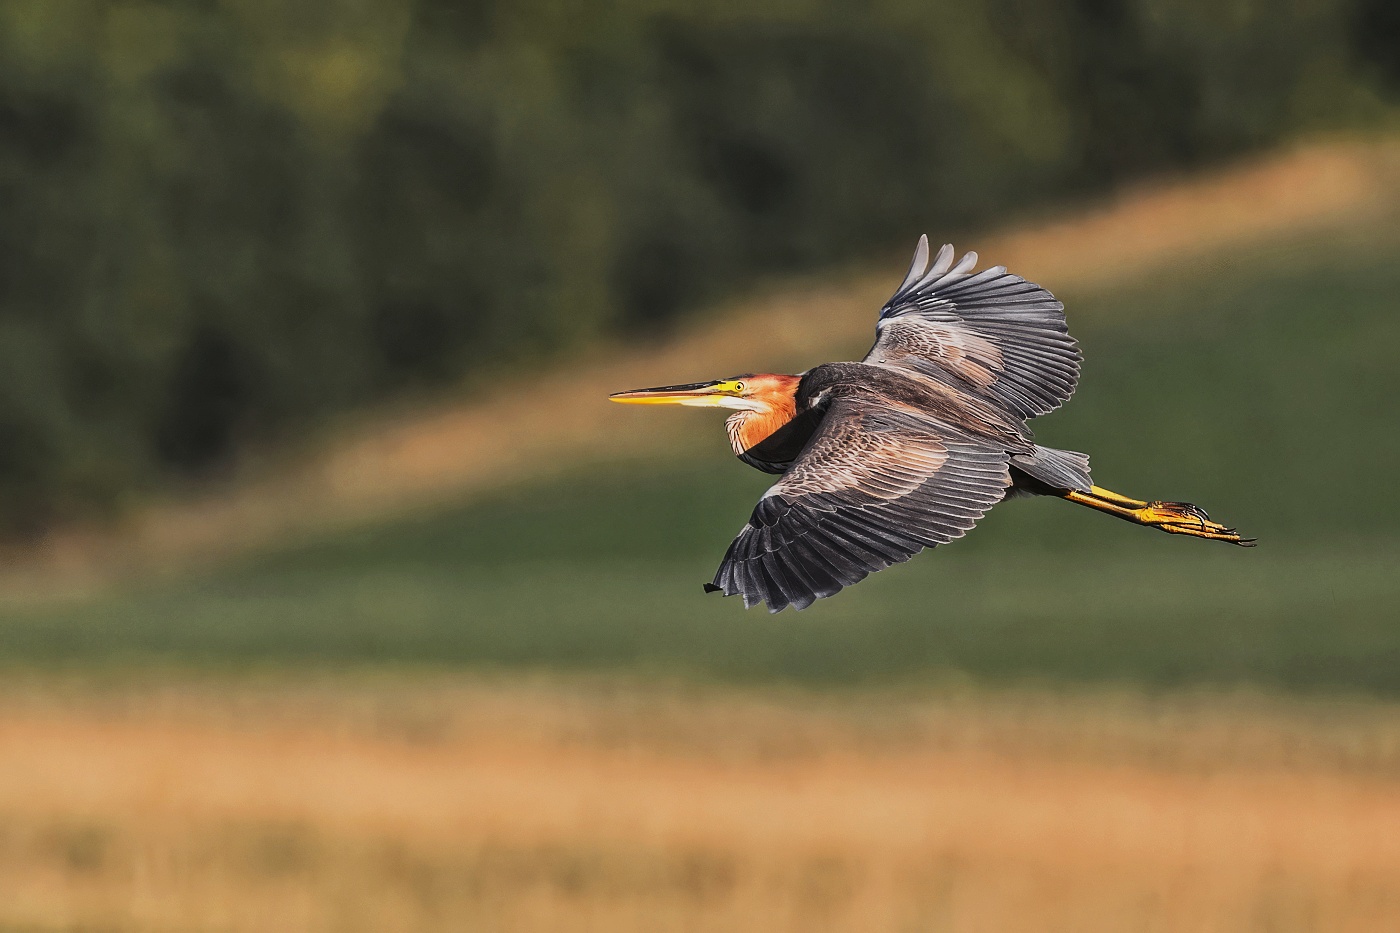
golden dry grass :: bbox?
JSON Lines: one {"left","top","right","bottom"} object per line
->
{"left": 10, "top": 133, "right": 1400, "bottom": 600}
{"left": 1, "top": 674, "right": 1399, "bottom": 932}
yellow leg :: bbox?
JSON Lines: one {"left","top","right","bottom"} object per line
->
{"left": 1063, "top": 487, "right": 1256, "bottom": 546}
{"left": 1087, "top": 485, "right": 1147, "bottom": 509}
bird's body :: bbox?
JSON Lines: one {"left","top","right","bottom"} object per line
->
{"left": 611, "top": 237, "right": 1253, "bottom": 612}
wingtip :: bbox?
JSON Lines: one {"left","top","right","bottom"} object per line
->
{"left": 895, "top": 235, "right": 932, "bottom": 295}
{"left": 931, "top": 243, "right": 955, "bottom": 275}
{"left": 703, "top": 583, "right": 722, "bottom": 593}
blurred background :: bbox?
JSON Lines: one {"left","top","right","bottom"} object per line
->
{"left": 2, "top": 0, "right": 1400, "bottom": 929}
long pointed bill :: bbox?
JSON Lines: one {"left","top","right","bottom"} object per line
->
{"left": 609, "top": 380, "right": 740, "bottom": 407}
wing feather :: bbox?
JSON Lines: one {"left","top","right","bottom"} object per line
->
{"left": 710, "top": 396, "right": 1011, "bottom": 612}
{"left": 866, "top": 239, "right": 1081, "bottom": 418}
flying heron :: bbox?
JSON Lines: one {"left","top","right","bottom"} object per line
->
{"left": 611, "top": 237, "right": 1254, "bottom": 612}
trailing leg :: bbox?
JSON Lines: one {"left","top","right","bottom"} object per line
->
{"left": 1062, "top": 485, "right": 1256, "bottom": 546}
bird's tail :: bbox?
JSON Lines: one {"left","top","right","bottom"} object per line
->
{"left": 1010, "top": 445, "right": 1093, "bottom": 493}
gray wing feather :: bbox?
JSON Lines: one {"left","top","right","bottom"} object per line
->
{"left": 895, "top": 234, "right": 933, "bottom": 294}
{"left": 710, "top": 397, "right": 1011, "bottom": 612}
{"left": 867, "top": 239, "right": 1081, "bottom": 419}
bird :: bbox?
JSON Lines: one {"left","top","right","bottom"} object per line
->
{"left": 609, "top": 236, "right": 1254, "bottom": 612}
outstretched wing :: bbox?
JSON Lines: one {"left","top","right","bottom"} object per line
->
{"left": 708, "top": 396, "right": 1011, "bottom": 612}
{"left": 865, "top": 235, "right": 1080, "bottom": 419}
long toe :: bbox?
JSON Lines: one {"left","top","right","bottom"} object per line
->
{"left": 1140, "top": 500, "right": 1254, "bottom": 545}
{"left": 1159, "top": 520, "right": 1255, "bottom": 545}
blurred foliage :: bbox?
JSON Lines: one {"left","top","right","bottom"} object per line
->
{"left": 0, "top": 0, "right": 1393, "bottom": 532}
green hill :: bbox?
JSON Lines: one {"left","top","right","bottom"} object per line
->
{"left": 3, "top": 221, "right": 1397, "bottom": 693}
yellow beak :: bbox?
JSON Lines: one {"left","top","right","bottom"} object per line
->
{"left": 608, "top": 380, "right": 742, "bottom": 407}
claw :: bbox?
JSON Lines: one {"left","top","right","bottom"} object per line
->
{"left": 1143, "top": 500, "right": 1252, "bottom": 545}
{"left": 1158, "top": 519, "right": 1253, "bottom": 545}
{"left": 1154, "top": 501, "right": 1210, "bottom": 526}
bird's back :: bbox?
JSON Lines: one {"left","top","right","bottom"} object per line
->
{"left": 798, "top": 361, "right": 1031, "bottom": 450}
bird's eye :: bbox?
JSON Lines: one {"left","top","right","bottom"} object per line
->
{"left": 734, "top": 382, "right": 745, "bottom": 392}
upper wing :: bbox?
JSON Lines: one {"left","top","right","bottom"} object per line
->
{"left": 865, "top": 236, "right": 1081, "bottom": 419}
{"left": 708, "top": 396, "right": 1011, "bottom": 612}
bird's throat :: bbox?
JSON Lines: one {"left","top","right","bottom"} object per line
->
{"left": 726, "top": 399, "right": 796, "bottom": 456}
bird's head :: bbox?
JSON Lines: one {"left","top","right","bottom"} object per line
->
{"left": 609, "top": 373, "right": 799, "bottom": 412}
{"left": 611, "top": 374, "right": 803, "bottom": 456}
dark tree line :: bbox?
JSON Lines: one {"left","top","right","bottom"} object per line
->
{"left": 0, "top": 0, "right": 1392, "bottom": 533}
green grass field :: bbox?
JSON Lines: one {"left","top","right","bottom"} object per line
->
{"left": 2, "top": 228, "right": 1397, "bottom": 692}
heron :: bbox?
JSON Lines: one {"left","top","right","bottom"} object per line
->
{"left": 610, "top": 237, "right": 1254, "bottom": 612}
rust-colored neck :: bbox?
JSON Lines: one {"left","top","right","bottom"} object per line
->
{"left": 725, "top": 374, "right": 800, "bottom": 454}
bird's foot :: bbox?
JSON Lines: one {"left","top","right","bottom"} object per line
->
{"left": 1135, "top": 501, "right": 1256, "bottom": 546}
